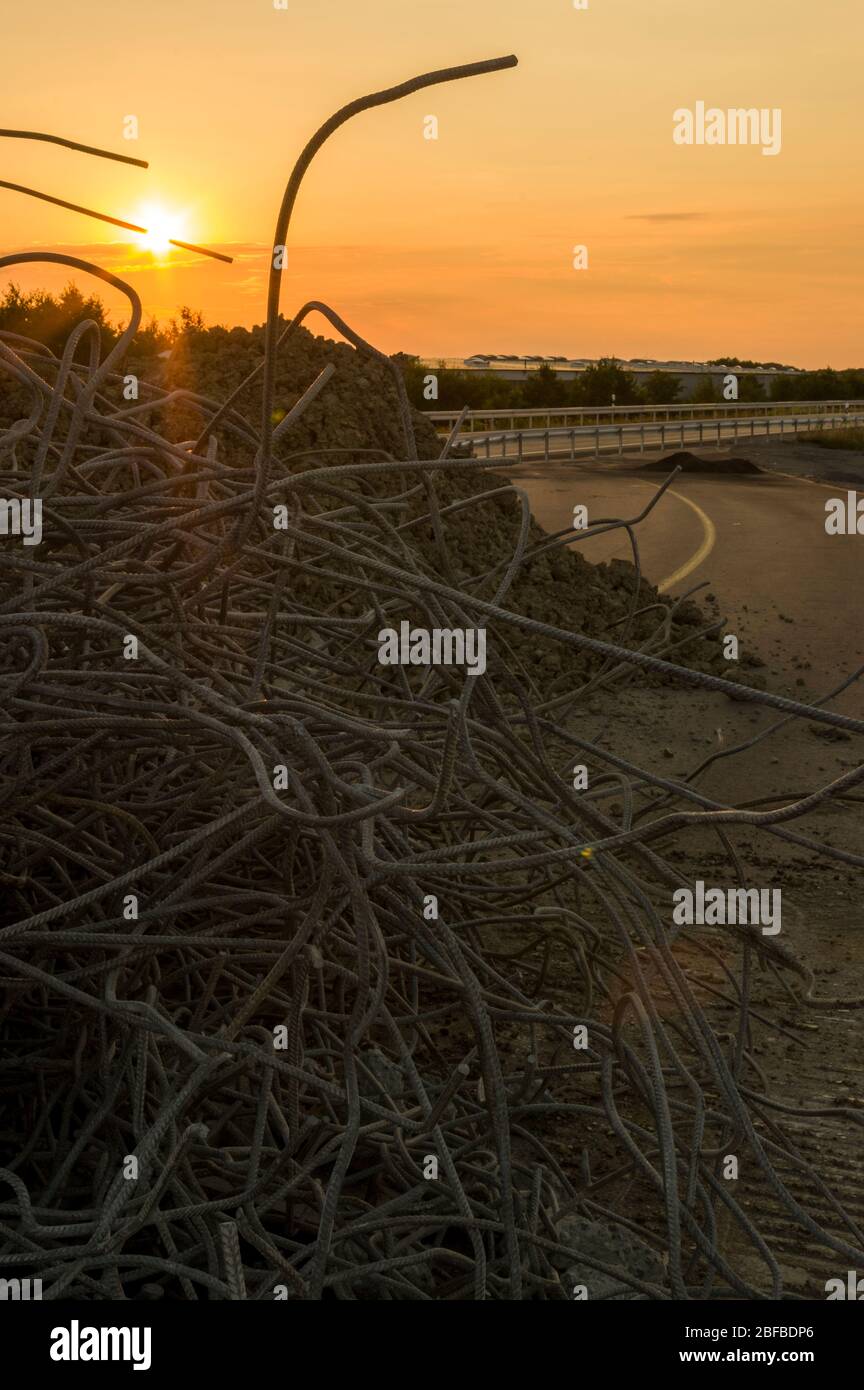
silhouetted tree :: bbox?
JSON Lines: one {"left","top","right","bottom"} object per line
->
{"left": 641, "top": 370, "right": 681, "bottom": 404}
{"left": 575, "top": 357, "right": 641, "bottom": 406}
{"left": 521, "top": 363, "right": 566, "bottom": 407}
{"left": 0, "top": 282, "right": 119, "bottom": 358}
{"left": 737, "top": 375, "right": 766, "bottom": 402}
{"left": 692, "top": 376, "right": 720, "bottom": 404}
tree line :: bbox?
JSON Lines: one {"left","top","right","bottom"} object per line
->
{"left": 401, "top": 359, "right": 864, "bottom": 410}
{"left": 3, "top": 285, "right": 863, "bottom": 410}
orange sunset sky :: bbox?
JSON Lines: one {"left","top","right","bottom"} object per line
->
{"left": 1, "top": 0, "right": 862, "bottom": 366}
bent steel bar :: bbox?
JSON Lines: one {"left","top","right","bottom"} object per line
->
{"left": 249, "top": 55, "right": 519, "bottom": 536}
{"left": 0, "top": 128, "right": 149, "bottom": 168}
{"left": 0, "top": 179, "right": 147, "bottom": 232}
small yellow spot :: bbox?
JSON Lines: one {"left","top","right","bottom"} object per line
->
{"left": 580, "top": 847, "right": 594, "bottom": 860}
{"left": 271, "top": 408, "right": 286, "bottom": 425}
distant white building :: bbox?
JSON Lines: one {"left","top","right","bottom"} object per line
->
{"left": 416, "top": 354, "right": 804, "bottom": 399}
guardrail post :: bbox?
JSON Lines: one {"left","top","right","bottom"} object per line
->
{"left": 570, "top": 429, "right": 575, "bottom": 462}
{"left": 640, "top": 424, "right": 645, "bottom": 454}
{"left": 595, "top": 425, "right": 600, "bottom": 455}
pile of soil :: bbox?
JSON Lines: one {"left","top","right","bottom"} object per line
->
{"left": 137, "top": 320, "right": 444, "bottom": 465}
{"left": 642, "top": 451, "right": 762, "bottom": 475}
{"left": 0, "top": 326, "right": 751, "bottom": 694}
{"left": 151, "top": 328, "right": 749, "bottom": 689}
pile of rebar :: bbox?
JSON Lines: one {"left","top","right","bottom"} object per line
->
{"left": 1, "top": 57, "right": 863, "bottom": 1301}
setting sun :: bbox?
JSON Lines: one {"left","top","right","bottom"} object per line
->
{"left": 137, "top": 203, "right": 186, "bottom": 256}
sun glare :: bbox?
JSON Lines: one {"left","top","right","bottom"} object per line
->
{"left": 137, "top": 203, "right": 186, "bottom": 256}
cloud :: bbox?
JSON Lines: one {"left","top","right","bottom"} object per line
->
{"left": 625, "top": 212, "right": 707, "bottom": 222}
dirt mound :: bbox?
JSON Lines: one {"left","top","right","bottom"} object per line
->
{"left": 141, "top": 320, "right": 443, "bottom": 465}
{"left": 400, "top": 472, "right": 741, "bottom": 691}
{"left": 642, "top": 451, "right": 762, "bottom": 475}
{"left": 133, "top": 331, "right": 741, "bottom": 686}
{"left": 0, "top": 324, "right": 751, "bottom": 694}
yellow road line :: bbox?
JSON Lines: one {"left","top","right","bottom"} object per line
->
{"left": 657, "top": 489, "right": 717, "bottom": 594}
{"left": 654, "top": 464, "right": 839, "bottom": 592}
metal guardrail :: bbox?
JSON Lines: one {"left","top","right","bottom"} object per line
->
{"left": 460, "top": 407, "right": 864, "bottom": 462}
{"left": 426, "top": 400, "right": 864, "bottom": 434}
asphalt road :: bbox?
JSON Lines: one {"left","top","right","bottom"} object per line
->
{"left": 502, "top": 459, "right": 864, "bottom": 717}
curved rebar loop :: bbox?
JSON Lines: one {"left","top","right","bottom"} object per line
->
{"left": 243, "top": 54, "right": 518, "bottom": 539}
